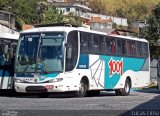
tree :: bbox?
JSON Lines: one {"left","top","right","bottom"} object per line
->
{"left": 63, "top": 12, "right": 83, "bottom": 26}
{"left": 88, "top": 0, "right": 106, "bottom": 14}
{"left": 0, "top": 0, "right": 83, "bottom": 29}
{"left": 0, "top": 0, "right": 47, "bottom": 29}
{"left": 42, "top": 7, "right": 64, "bottom": 24}
{"left": 140, "top": 3, "right": 160, "bottom": 56}
{"left": 0, "top": 0, "right": 12, "bottom": 10}
{"left": 12, "top": 0, "right": 47, "bottom": 28}
{"left": 115, "top": 8, "right": 125, "bottom": 17}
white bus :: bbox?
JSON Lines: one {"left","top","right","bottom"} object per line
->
{"left": 14, "top": 24, "right": 150, "bottom": 97}
{"left": 0, "top": 32, "right": 19, "bottom": 90}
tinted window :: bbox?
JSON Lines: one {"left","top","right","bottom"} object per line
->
{"left": 136, "top": 42, "right": 142, "bottom": 57}
{"left": 117, "top": 39, "right": 122, "bottom": 54}
{"left": 106, "top": 37, "right": 111, "bottom": 54}
{"left": 110, "top": 38, "right": 115, "bottom": 54}
{"left": 100, "top": 36, "right": 106, "bottom": 53}
{"left": 65, "top": 31, "right": 78, "bottom": 71}
{"left": 122, "top": 39, "right": 127, "bottom": 55}
{"left": 80, "top": 32, "right": 88, "bottom": 53}
{"left": 143, "top": 43, "right": 149, "bottom": 57}
{"left": 92, "top": 34, "right": 100, "bottom": 53}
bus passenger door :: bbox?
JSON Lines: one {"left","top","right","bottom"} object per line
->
{"left": 0, "top": 40, "right": 17, "bottom": 89}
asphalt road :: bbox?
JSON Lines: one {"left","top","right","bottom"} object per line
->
{"left": 0, "top": 90, "right": 160, "bottom": 116}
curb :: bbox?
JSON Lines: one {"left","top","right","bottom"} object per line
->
{"left": 131, "top": 88, "right": 159, "bottom": 93}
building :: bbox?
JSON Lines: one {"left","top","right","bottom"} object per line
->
{"left": 0, "top": 10, "right": 18, "bottom": 34}
{"left": 50, "top": 2, "right": 91, "bottom": 25}
{"left": 49, "top": 1, "right": 128, "bottom": 30}
{"left": 0, "top": 10, "right": 15, "bottom": 29}
{"left": 90, "top": 13, "right": 128, "bottom": 29}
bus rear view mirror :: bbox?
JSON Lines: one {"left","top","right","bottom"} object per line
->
{"left": 4, "top": 45, "right": 8, "bottom": 54}
{"left": 65, "top": 43, "right": 72, "bottom": 59}
{"left": 67, "top": 47, "right": 72, "bottom": 59}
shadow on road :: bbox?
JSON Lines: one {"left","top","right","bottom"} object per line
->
{"left": 0, "top": 91, "right": 116, "bottom": 98}
{"left": 122, "top": 94, "right": 160, "bottom": 116}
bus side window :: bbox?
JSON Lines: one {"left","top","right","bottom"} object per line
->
{"left": 117, "top": 39, "right": 122, "bottom": 55}
{"left": 92, "top": 34, "right": 100, "bottom": 53}
{"left": 110, "top": 38, "right": 115, "bottom": 54}
{"left": 100, "top": 36, "right": 106, "bottom": 53}
{"left": 136, "top": 42, "right": 142, "bottom": 57}
{"left": 88, "top": 34, "right": 92, "bottom": 52}
{"left": 131, "top": 41, "right": 136, "bottom": 56}
{"left": 106, "top": 37, "right": 111, "bottom": 54}
{"left": 126, "top": 41, "right": 131, "bottom": 56}
{"left": 80, "top": 32, "right": 88, "bottom": 53}
{"left": 122, "top": 39, "right": 127, "bottom": 55}
{"left": 142, "top": 43, "right": 148, "bottom": 57}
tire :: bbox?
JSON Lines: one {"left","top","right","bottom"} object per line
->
{"left": 121, "top": 79, "right": 131, "bottom": 96}
{"left": 115, "top": 79, "right": 131, "bottom": 96}
{"left": 87, "top": 90, "right": 100, "bottom": 97}
{"left": 75, "top": 79, "right": 88, "bottom": 97}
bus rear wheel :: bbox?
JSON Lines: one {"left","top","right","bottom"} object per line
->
{"left": 115, "top": 79, "right": 131, "bottom": 96}
{"left": 75, "top": 79, "right": 88, "bottom": 97}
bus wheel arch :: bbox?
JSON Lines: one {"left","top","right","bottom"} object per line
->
{"left": 115, "top": 76, "right": 132, "bottom": 96}
{"left": 75, "top": 76, "right": 89, "bottom": 97}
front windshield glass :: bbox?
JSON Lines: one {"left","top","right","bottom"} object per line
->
{"left": 16, "top": 32, "right": 64, "bottom": 73}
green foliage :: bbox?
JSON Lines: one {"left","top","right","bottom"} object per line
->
{"left": 140, "top": 3, "right": 160, "bottom": 56}
{"left": 42, "top": 7, "right": 83, "bottom": 26}
{"left": 42, "top": 7, "right": 64, "bottom": 24}
{"left": 88, "top": 0, "right": 106, "bottom": 14}
{"left": 0, "top": 0, "right": 47, "bottom": 29}
{"left": 112, "top": 23, "right": 117, "bottom": 29}
{"left": 0, "top": 0, "right": 83, "bottom": 29}
{"left": 88, "top": 0, "right": 159, "bottom": 28}
{"left": 63, "top": 12, "right": 83, "bottom": 26}
{"left": 12, "top": 0, "right": 47, "bottom": 25}
{"left": 0, "top": 0, "right": 12, "bottom": 10}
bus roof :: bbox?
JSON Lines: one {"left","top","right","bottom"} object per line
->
{"left": 0, "top": 32, "right": 19, "bottom": 40}
{"left": 21, "top": 26, "right": 148, "bottom": 43}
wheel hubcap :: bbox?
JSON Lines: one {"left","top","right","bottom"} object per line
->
{"left": 79, "top": 83, "right": 85, "bottom": 94}
{"left": 125, "top": 83, "right": 129, "bottom": 93}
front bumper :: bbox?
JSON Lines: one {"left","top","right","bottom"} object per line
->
{"left": 14, "top": 82, "right": 78, "bottom": 93}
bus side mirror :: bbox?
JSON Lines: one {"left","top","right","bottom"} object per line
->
{"left": 65, "top": 43, "right": 72, "bottom": 59}
{"left": 4, "top": 45, "right": 8, "bottom": 54}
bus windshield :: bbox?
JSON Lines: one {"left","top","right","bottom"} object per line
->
{"left": 16, "top": 32, "right": 64, "bottom": 73}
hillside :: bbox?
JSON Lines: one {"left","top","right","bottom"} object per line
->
{"left": 89, "top": 0, "right": 160, "bottom": 20}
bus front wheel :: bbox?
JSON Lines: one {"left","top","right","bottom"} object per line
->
{"left": 75, "top": 79, "right": 88, "bottom": 97}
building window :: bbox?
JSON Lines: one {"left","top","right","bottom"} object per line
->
{"left": 66, "top": 8, "right": 70, "bottom": 12}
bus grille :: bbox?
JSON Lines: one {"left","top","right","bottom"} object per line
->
{"left": 25, "top": 86, "right": 47, "bottom": 93}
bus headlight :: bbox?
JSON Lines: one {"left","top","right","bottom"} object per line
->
{"left": 14, "top": 78, "right": 24, "bottom": 83}
{"left": 49, "top": 78, "right": 63, "bottom": 83}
